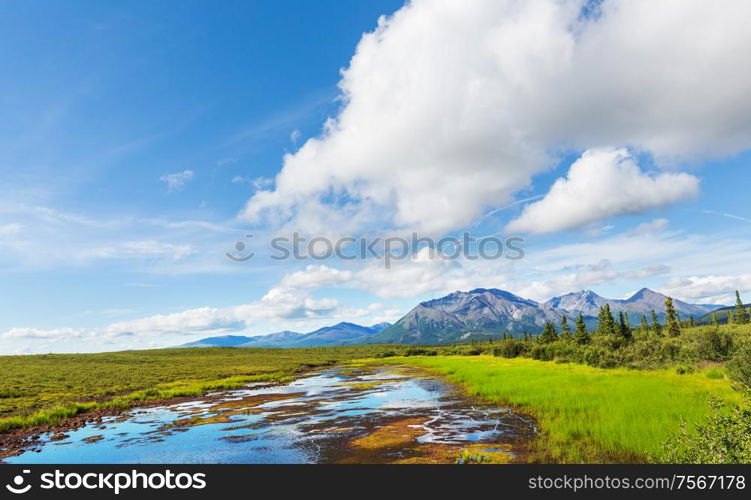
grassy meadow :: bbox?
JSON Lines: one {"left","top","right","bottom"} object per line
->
{"left": 366, "top": 355, "right": 740, "bottom": 463}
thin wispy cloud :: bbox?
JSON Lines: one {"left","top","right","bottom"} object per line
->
{"left": 159, "top": 170, "right": 194, "bottom": 192}
{"left": 701, "top": 209, "right": 751, "bottom": 224}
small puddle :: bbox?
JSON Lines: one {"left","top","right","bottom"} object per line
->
{"left": 3, "top": 366, "right": 537, "bottom": 464}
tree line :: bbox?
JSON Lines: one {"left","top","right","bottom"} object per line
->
{"left": 530, "top": 290, "right": 749, "bottom": 345}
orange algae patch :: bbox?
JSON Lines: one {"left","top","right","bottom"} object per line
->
{"left": 339, "top": 417, "right": 516, "bottom": 464}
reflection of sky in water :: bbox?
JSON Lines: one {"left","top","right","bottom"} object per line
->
{"left": 5, "top": 367, "right": 529, "bottom": 464}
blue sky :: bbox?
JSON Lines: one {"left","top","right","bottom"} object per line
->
{"left": 1, "top": 0, "right": 750, "bottom": 354}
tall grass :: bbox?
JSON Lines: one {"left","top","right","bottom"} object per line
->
{"left": 373, "top": 355, "right": 740, "bottom": 463}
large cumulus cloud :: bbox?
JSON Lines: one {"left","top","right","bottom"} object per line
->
{"left": 240, "top": 0, "right": 751, "bottom": 235}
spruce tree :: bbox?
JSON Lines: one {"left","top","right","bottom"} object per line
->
{"left": 651, "top": 309, "right": 663, "bottom": 336}
{"left": 618, "top": 311, "right": 633, "bottom": 341}
{"left": 712, "top": 312, "right": 720, "bottom": 328}
{"left": 665, "top": 297, "right": 681, "bottom": 337}
{"left": 640, "top": 314, "right": 650, "bottom": 333}
{"left": 728, "top": 310, "right": 734, "bottom": 325}
{"left": 595, "top": 306, "right": 606, "bottom": 335}
{"left": 596, "top": 305, "right": 617, "bottom": 336}
{"left": 574, "top": 313, "right": 590, "bottom": 345}
{"left": 540, "top": 322, "right": 558, "bottom": 343}
{"left": 560, "top": 316, "right": 572, "bottom": 341}
{"left": 605, "top": 304, "right": 618, "bottom": 336}
{"left": 735, "top": 290, "right": 748, "bottom": 324}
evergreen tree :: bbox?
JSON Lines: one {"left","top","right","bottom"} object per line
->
{"left": 728, "top": 310, "right": 734, "bottom": 325}
{"left": 618, "top": 311, "right": 633, "bottom": 341}
{"left": 651, "top": 309, "right": 663, "bottom": 336}
{"left": 540, "top": 322, "right": 558, "bottom": 343}
{"left": 735, "top": 290, "right": 749, "bottom": 324}
{"left": 640, "top": 314, "right": 650, "bottom": 333}
{"left": 560, "top": 316, "right": 572, "bottom": 341}
{"left": 596, "top": 306, "right": 606, "bottom": 335}
{"left": 597, "top": 304, "right": 618, "bottom": 336}
{"left": 689, "top": 315, "right": 695, "bottom": 327}
{"left": 665, "top": 297, "right": 682, "bottom": 337}
{"left": 712, "top": 312, "right": 720, "bottom": 328}
{"left": 574, "top": 313, "right": 590, "bottom": 345}
{"left": 606, "top": 305, "right": 618, "bottom": 335}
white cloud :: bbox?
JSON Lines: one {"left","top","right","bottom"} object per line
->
{"left": 629, "top": 218, "right": 670, "bottom": 237}
{"left": 352, "top": 246, "right": 514, "bottom": 299}
{"left": 239, "top": 0, "right": 751, "bottom": 236}
{"left": 701, "top": 210, "right": 751, "bottom": 224}
{"left": 583, "top": 224, "right": 614, "bottom": 239}
{"left": 232, "top": 176, "right": 274, "bottom": 191}
{"left": 354, "top": 247, "right": 459, "bottom": 299}
{"left": 507, "top": 148, "right": 699, "bottom": 234}
{"left": 160, "top": 170, "right": 194, "bottom": 192}
{"left": 623, "top": 264, "right": 672, "bottom": 280}
{"left": 662, "top": 275, "right": 751, "bottom": 304}
{"left": 2, "top": 327, "right": 92, "bottom": 340}
{"left": 0, "top": 202, "right": 244, "bottom": 273}
{"left": 0, "top": 223, "right": 22, "bottom": 236}
{"left": 516, "top": 259, "right": 619, "bottom": 301}
{"left": 371, "top": 308, "right": 406, "bottom": 325}
{"left": 79, "top": 240, "right": 194, "bottom": 262}
{"left": 280, "top": 264, "right": 353, "bottom": 289}
{"left": 103, "top": 307, "right": 244, "bottom": 338}
{"left": 0, "top": 285, "right": 344, "bottom": 347}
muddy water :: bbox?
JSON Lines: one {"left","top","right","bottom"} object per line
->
{"left": 4, "top": 366, "right": 537, "bottom": 464}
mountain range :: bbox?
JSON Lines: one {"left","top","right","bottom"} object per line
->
{"left": 180, "top": 322, "right": 391, "bottom": 349}
{"left": 182, "top": 288, "right": 721, "bottom": 348}
{"left": 367, "top": 288, "right": 717, "bottom": 345}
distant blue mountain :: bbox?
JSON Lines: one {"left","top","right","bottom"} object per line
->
{"left": 284, "top": 322, "right": 388, "bottom": 347}
{"left": 182, "top": 322, "right": 391, "bottom": 349}
{"left": 180, "top": 335, "right": 258, "bottom": 348}
{"left": 237, "top": 331, "right": 306, "bottom": 347}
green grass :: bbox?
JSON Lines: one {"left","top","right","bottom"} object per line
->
{"left": 0, "top": 345, "right": 409, "bottom": 433}
{"left": 368, "top": 355, "right": 741, "bottom": 463}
